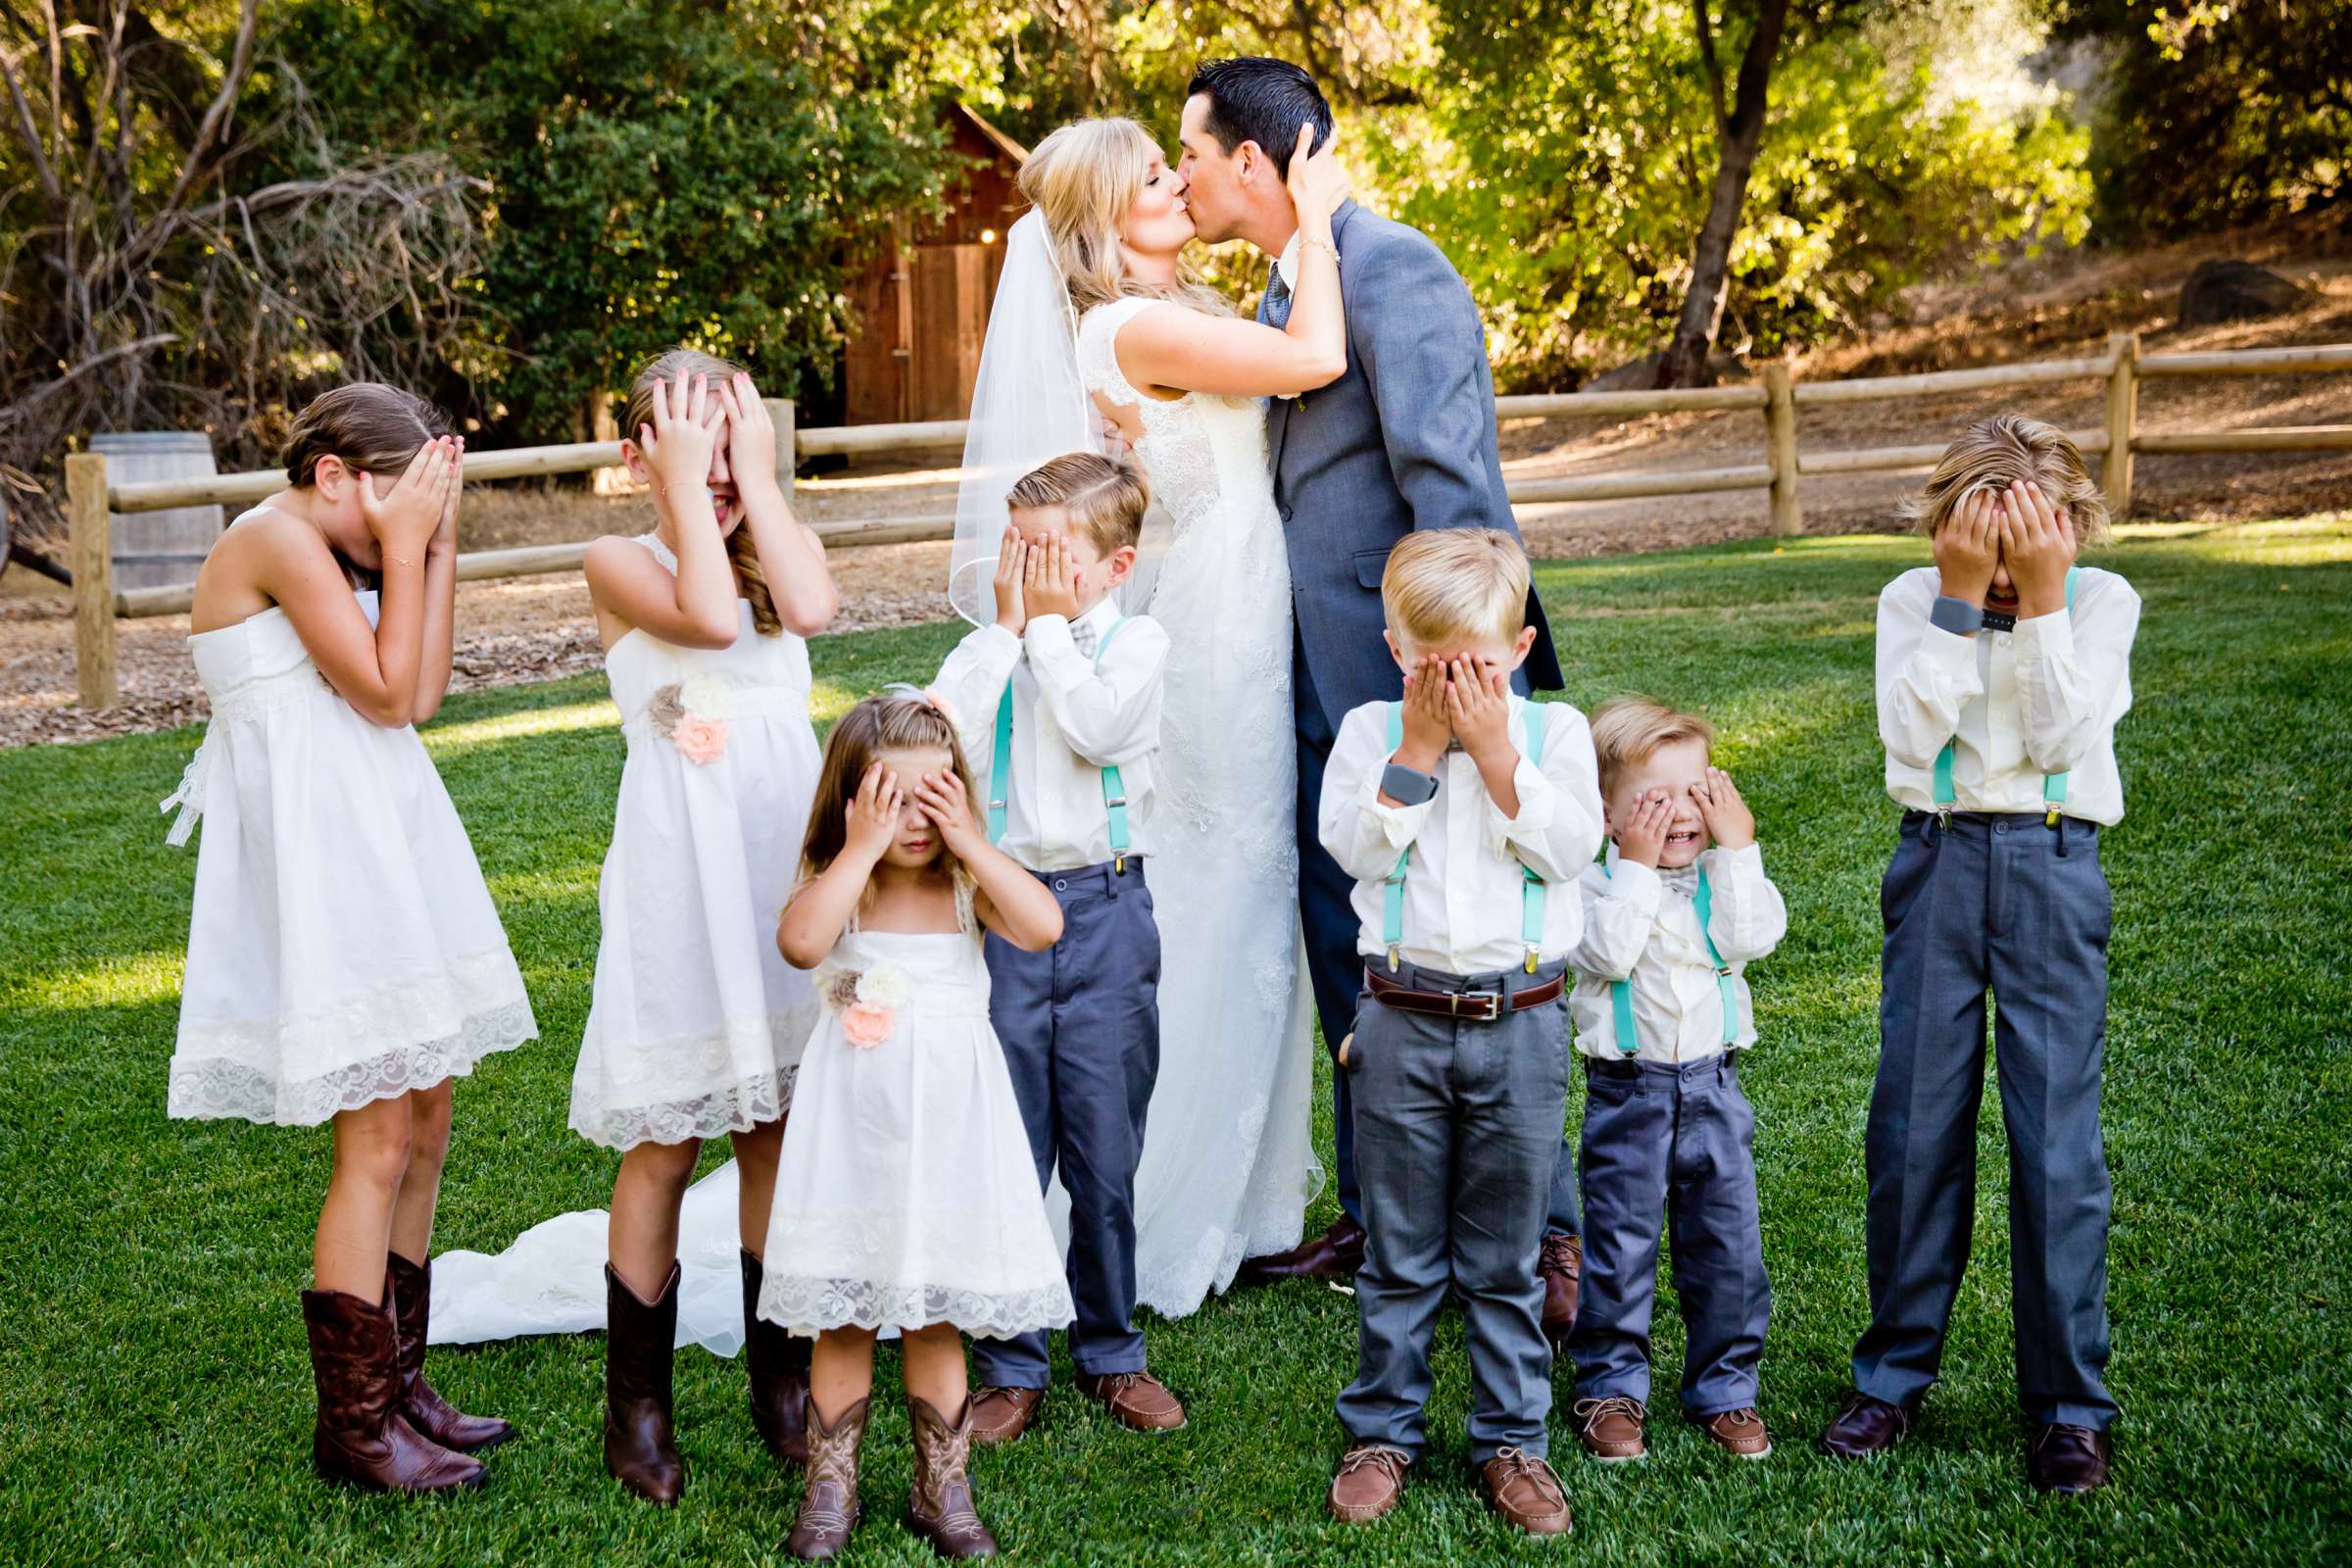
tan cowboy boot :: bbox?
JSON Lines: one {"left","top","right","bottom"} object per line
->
{"left": 785, "top": 1396, "right": 869, "bottom": 1560}
{"left": 906, "top": 1394, "right": 999, "bottom": 1558}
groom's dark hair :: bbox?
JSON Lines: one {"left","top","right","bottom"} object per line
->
{"left": 1187, "top": 57, "right": 1333, "bottom": 179}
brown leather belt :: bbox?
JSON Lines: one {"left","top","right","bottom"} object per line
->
{"left": 1364, "top": 966, "right": 1564, "bottom": 1023}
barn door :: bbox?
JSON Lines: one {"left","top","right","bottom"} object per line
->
{"left": 909, "top": 243, "right": 989, "bottom": 422}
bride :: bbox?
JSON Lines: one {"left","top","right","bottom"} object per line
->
{"left": 427, "top": 118, "right": 1350, "bottom": 1352}
{"left": 950, "top": 115, "right": 1352, "bottom": 1315}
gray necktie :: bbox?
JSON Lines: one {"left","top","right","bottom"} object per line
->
{"left": 1262, "top": 262, "right": 1293, "bottom": 328}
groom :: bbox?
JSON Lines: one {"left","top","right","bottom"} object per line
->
{"left": 1174, "top": 58, "right": 1584, "bottom": 1327}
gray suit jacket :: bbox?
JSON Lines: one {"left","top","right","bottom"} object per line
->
{"left": 1262, "top": 200, "right": 1563, "bottom": 727}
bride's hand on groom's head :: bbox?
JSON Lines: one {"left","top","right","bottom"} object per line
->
{"left": 1286, "top": 122, "right": 1350, "bottom": 229}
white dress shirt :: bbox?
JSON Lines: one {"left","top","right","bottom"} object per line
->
{"left": 1319, "top": 695, "right": 1605, "bottom": 975}
{"left": 1568, "top": 843, "right": 1788, "bottom": 1063}
{"left": 1876, "top": 564, "right": 2140, "bottom": 825}
{"left": 929, "top": 598, "right": 1169, "bottom": 873}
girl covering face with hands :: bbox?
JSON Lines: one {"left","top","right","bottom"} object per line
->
{"left": 762, "top": 694, "right": 1072, "bottom": 1560}
{"left": 165, "top": 382, "right": 537, "bottom": 1496}
{"left": 566, "top": 349, "right": 838, "bottom": 1505}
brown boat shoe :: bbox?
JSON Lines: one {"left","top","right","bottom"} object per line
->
{"left": 1573, "top": 1396, "right": 1647, "bottom": 1462}
{"left": 1480, "top": 1447, "right": 1573, "bottom": 1537}
{"left": 1075, "top": 1370, "right": 1186, "bottom": 1432}
{"left": 1696, "top": 1406, "right": 1772, "bottom": 1458}
{"left": 966, "top": 1386, "right": 1045, "bottom": 1446}
{"left": 1328, "top": 1442, "right": 1411, "bottom": 1524}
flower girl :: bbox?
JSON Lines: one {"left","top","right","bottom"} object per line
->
{"left": 569, "top": 351, "right": 838, "bottom": 1502}
{"left": 166, "top": 384, "right": 537, "bottom": 1494}
{"left": 764, "top": 693, "right": 1073, "bottom": 1561}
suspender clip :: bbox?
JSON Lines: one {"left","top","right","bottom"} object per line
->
{"left": 1936, "top": 807, "right": 1952, "bottom": 832}
{"left": 1525, "top": 946, "right": 1540, "bottom": 975}
{"left": 1113, "top": 853, "right": 1127, "bottom": 875}
{"left": 2044, "top": 807, "right": 2061, "bottom": 828}
{"left": 1387, "top": 944, "right": 1401, "bottom": 972}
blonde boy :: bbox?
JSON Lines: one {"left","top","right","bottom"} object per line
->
{"left": 926, "top": 453, "right": 1186, "bottom": 1438}
{"left": 1564, "top": 699, "right": 1787, "bottom": 1464}
{"left": 1820, "top": 416, "right": 2139, "bottom": 1495}
{"left": 1315, "top": 529, "right": 1602, "bottom": 1536}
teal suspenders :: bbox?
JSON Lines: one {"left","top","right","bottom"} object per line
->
{"left": 1933, "top": 565, "right": 2079, "bottom": 827}
{"left": 1601, "top": 859, "right": 1740, "bottom": 1055}
{"left": 1380, "top": 701, "right": 1548, "bottom": 974}
{"left": 985, "top": 615, "right": 1136, "bottom": 872}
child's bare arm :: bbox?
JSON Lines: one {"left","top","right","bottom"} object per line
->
{"left": 411, "top": 446, "right": 463, "bottom": 723}
{"left": 910, "top": 768, "right": 1061, "bottom": 952}
{"left": 720, "top": 374, "right": 837, "bottom": 637}
{"left": 778, "top": 763, "right": 900, "bottom": 968}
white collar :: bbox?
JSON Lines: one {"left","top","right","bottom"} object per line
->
{"left": 1275, "top": 231, "right": 1301, "bottom": 291}
{"left": 1073, "top": 596, "right": 1122, "bottom": 634}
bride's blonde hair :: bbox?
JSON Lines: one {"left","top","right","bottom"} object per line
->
{"left": 1018, "top": 117, "right": 1233, "bottom": 319}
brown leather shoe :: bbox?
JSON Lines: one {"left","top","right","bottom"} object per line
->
{"left": 1075, "top": 1370, "right": 1186, "bottom": 1432}
{"left": 740, "top": 1249, "right": 811, "bottom": 1465}
{"left": 604, "top": 1262, "right": 684, "bottom": 1504}
{"left": 1480, "top": 1447, "right": 1573, "bottom": 1536}
{"left": 1817, "top": 1391, "right": 1913, "bottom": 1459}
{"left": 1539, "top": 1232, "right": 1582, "bottom": 1344}
{"left": 386, "top": 1251, "right": 514, "bottom": 1454}
{"left": 1573, "top": 1396, "right": 1647, "bottom": 1461}
{"left": 1697, "top": 1406, "right": 1771, "bottom": 1458}
{"left": 302, "top": 1287, "right": 486, "bottom": 1493}
{"left": 906, "top": 1395, "right": 999, "bottom": 1558}
{"left": 968, "top": 1386, "right": 1045, "bottom": 1446}
{"left": 786, "top": 1395, "right": 869, "bottom": 1559}
{"left": 1328, "top": 1442, "right": 1411, "bottom": 1524}
{"left": 2027, "top": 1423, "right": 2112, "bottom": 1494}
{"left": 1242, "top": 1217, "right": 1366, "bottom": 1283}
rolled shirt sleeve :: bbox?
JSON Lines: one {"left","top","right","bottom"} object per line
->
{"left": 1877, "top": 573, "right": 1984, "bottom": 770}
{"left": 2013, "top": 575, "right": 2140, "bottom": 774}
{"left": 1023, "top": 612, "right": 1170, "bottom": 768}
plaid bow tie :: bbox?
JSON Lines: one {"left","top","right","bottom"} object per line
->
{"left": 1068, "top": 617, "right": 1100, "bottom": 658}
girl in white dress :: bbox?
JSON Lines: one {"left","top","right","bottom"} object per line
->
{"left": 764, "top": 693, "right": 1072, "bottom": 1561}
{"left": 166, "top": 384, "right": 536, "bottom": 1494}
{"left": 571, "top": 352, "right": 838, "bottom": 1504}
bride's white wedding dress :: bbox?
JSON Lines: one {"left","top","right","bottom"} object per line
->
{"left": 430, "top": 290, "right": 1321, "bottom": 1352}
{"left": 1077, "top": 297, "right": 1321, "bottom": 1315}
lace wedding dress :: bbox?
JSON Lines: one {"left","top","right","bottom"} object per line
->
{"left": 1076, "top": 297, "right": 1321, "bottom": 1317}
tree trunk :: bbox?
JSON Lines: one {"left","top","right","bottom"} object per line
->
{"left": 1657, "top": 0, "right": 1790, "bottom": 389}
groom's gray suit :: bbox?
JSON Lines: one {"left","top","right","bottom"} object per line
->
{"left": 1259, "top": 199, "right": 1580, "bottom": 1240}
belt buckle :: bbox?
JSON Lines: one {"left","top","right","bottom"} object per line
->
{"left": 1452, "top": 989, "right": 1501, "bottom": 1021}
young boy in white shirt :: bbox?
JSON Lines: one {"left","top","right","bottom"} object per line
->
{"left": 1316, "top": 529, "right": 1602, "bottom": 1537}
{"left": 1564, "top": 699, "right": 1787, "bottom": 1465}
{"left": 1819, "top": 415, "right": 2140, "bottom": 1495}
{"left": 925, "top": 452, "right": 1184, "bottom": 1440}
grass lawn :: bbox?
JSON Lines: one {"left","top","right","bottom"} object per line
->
{"left": 3, "top": 518, "right": 2348, "bottom": 1566}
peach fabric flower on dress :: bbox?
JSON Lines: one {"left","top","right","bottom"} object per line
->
{"left": 841, "top": 1003, "right": 895, "bottom": 1048}
{"left": 672, "top": 715, "right": 729, "bottom": 765}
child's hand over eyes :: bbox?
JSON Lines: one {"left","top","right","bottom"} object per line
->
{"left": 912, "top": 767, "right": 983, "bottom": 858}
{"left": 1999, "top": 479, "right": 2076, "bottom": 618}
{"left": 359, "top": 436, "right": 459, "bottom": 561}
{"left": 1445, "top": 656, "right": 1512, "bottom": 767}
{"left": 638, "top": 368, "right": 724, "bottom": 514}
{"left": 1691, "top": 766, "right": 1754, "bottom": 850}
{"left": 1933, "top": 488, "right": 2002, "bottom": 609}
{"left": 1023, "top": 533, "right": 1082, "bottom": 623}
{"left": 842, "top": 761, "right": 903, "bottom": 863}
{"left": 1396, "top": 653, "right": 1451, "bottom": 770}
{"left": 1615, "top": 790, "right": 1674, "bottom": 868}
{"left": 992, "top": 526, "right": 1029, "bottom": 634}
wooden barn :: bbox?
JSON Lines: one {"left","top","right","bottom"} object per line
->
{"left": 842, "top": 104, "right": 1029, "bottom": 426}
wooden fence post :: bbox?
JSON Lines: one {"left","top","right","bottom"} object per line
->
{"left": 1764, "top": 362, "right": 1801, "bottom": 536}
{"left": 764, "top": 397, "right": 797, "bottom": 480}
{"left": 2103, "top": 331, "right": 2137, "bottom": 517}
{"left": 68, "top": 452, "right": 119, "bottom": 710}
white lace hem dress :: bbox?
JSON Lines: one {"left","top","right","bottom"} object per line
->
{"left": 567, "top": 533, "right": 825, "bottom": 1150}
{"left": 164, "top": 545, "right": 535, "bottom": 1126}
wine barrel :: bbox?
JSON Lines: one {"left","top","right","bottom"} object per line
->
{"left": 92, "top": 431, "right": 226, "bottom": 591}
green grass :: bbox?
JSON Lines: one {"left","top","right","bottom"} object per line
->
{"left": 4, "top": 518, "right": 2349, "bottom": 1565}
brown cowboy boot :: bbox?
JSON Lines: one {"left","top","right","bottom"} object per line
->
{"left": 385, "top": 1251, "right": 514, "bottom": 1453}
{"left": 906, "top": 1395, "right": 1000, "bottom": 1558}
{"left": 302, "top": 1287, "right": 485, "bottom": 1494}
{"left": 741, "top": 1249, "right": 811, "bottom": 1465}
{"left": 603, "top": 1262, "right": 684, "bottom": 1504}
{"left": 785, "top": 1395, "right": 870, "bottom": 1560}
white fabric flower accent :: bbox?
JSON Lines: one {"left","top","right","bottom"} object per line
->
{"left": 679, "top": 673, "right": 730, "bottom": 719}
{"left": 856, "top": 962, "right": 912, "bottom": 1009}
